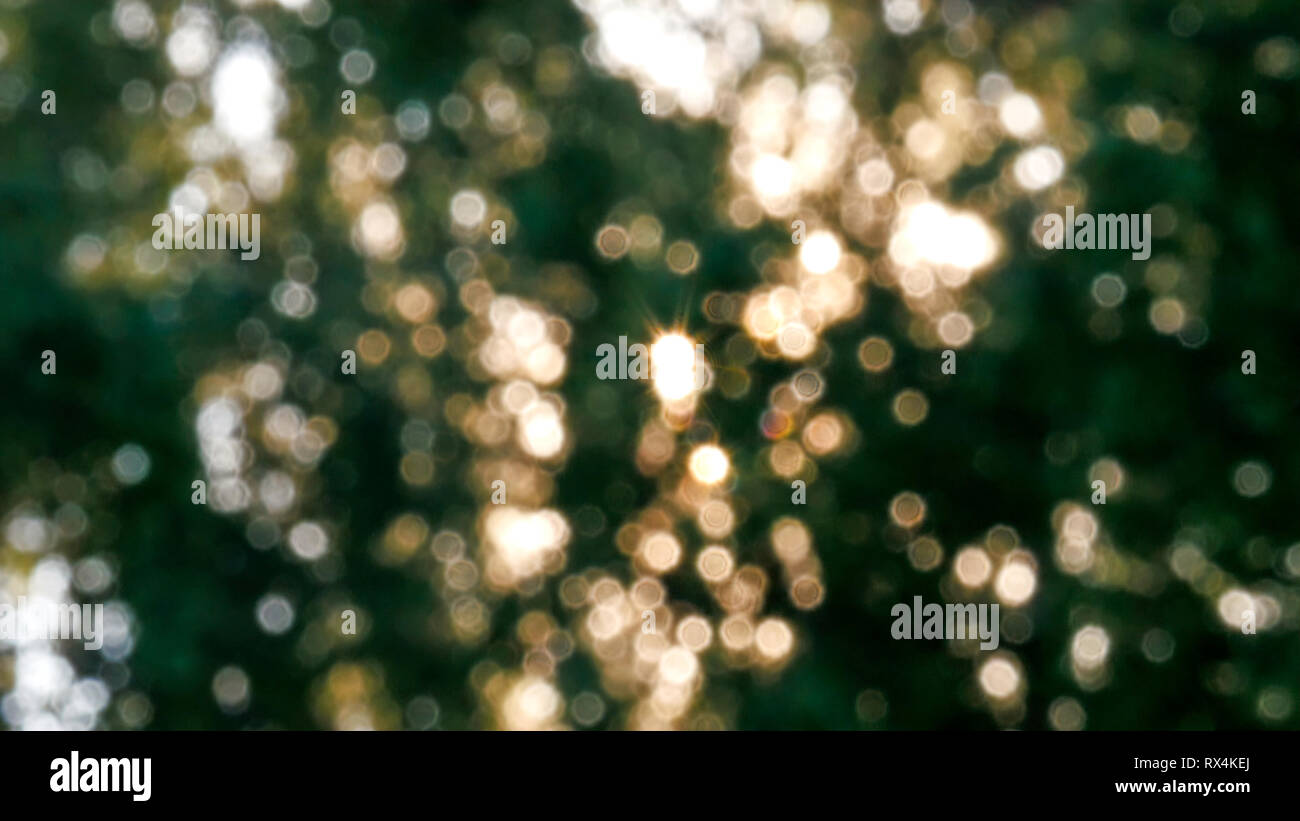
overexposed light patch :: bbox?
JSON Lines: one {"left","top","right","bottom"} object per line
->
{"left": 994, "top": 557, "right": 1037, "bottom": 606}
{"left": 518, "top": 401, "right": 566, "bottom": 459}
{"left": 677, "top": 0, "right": 721, "bottom": 22}
{"left": 799, "top": 231, "right": 842, "bottom": 274}
{"left": 890, "top": 201, "right": 997, "bottom": 272}
{"left": 484, "top": 507, "right": 570, "bottom": 586}
{"left": 577, "top": 0, "right": 800, "bottom": 119}
{"left": 802, "top": 79, "right": 849, "bottom": 127}
{"left": 479, "top": 297, "right": 569, "bottom": 387}
{"left": 500, "top": 675, "right": 563, "bottom": 730}
{"left": 650, "top": 333, "right": 701, "bottom": 402}
{"left": 788, "top": 2, "right": 831, "bottom": 46}
{"left": 212, "top": 45, "right": 282, "bottom": 148}
{"left": 688, "top": 445, "right": 730, "bottom": 485}
{"left": 998, "top": 92, "right": 1043, "bottom": 139}
{"left": 751, "top": 154, "right": 794, "bottom": 199}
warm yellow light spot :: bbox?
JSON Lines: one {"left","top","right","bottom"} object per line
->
{"left": 1070, "top": 625, "right": 1111, "bottom": 671}
{"left": 799, "top": 231, "right": 842, "bottom": 274}
{"left": 411, "top": 324, "right": 446, "bottom": 357}
{"left": 905, "top": 118, "right": 945, "bottom": 160}
{"left": 500, "top": 675, "right": 562, "bottom": 730}
{"left": 1049, "top": 697, "right": 1087, "bottom": 730}
{"left": 1054, "top": 507, "right": 1096, "bottom": 575}
{"left": 400, "top": 452, "right": 434, "bottom": 486}
{"left": 858, "top": 336, "right": 894, "bottom": 373}
{"left": 776, "top": 322, "right": 816, "bottom": 359}
{"left": 771, "top": 517, "right": 812, "bottom": 563}
{"left": 630, "top": 577, "right": 665, "bottom": 611}
{"left": 900, "top": 267, "right": 936, "bottom": 298}
{"left": 676, "top": 615, "right": 713, "bottom": 652}
{"left": 754, "top": 617, "right": 794, "bottom": 662}
{"left": 665, "top": 240, "right": 699, "bottom": 274}
{"left": 595, "top": 224, "right": 629, "bottom": 259}
{"left": 585, "top": 604, "right": 625, "bottom": 642}
{"left": 998, "top": 92, "right": 1043, "bottom": 138}
{"left": 937, "top": 312, "right": 974, "bottom": 347}
{"left": 394, "top": 283, "right": 435, "bottom": 324}
{"left": 907, "top": 536, "right": 943, "bottom": 571}
{"left": 719, "top": 614, "right": 754, "bottom": 651}
{"left": 994, "top": 553, "right": 1038, "bottom": 606}
{"left": 751, "top": 154, "right": 793, "bottom": 199}
{"left": 856, "top": 157, "right": 894, "bottom": 196}
{"left": 1149, "top": 297, "right": 1186, "bottom": 334}
{"left": 1216, "top": 589, "right": 1255, "bottom": 630}
{"left": 954, "top": 546, "right": 993, "bottom": 588}
{"left": 658, "top": 646, "right": 699, "bottom": 686}
{"left": 1089, "top": 458, "right": 1125, "bottom": 495}
{"left": 802, "top": 412, "right": 845, "bottom": 455}
{"left": 890, "top": 201, "right": 997, "bottom": 271}
{"left": 640, "top": 530, "right": 683, "bottom": 573}
{"left": 978, "top": 656, "right": 1021, "bottom": 700}
{"left": 890, "top": 491, "right": 926, "bottom": 528}
{"left": 892, "top": 389, "right": 929, "bottom": 426}
{"left": 789, "top": 576, "right": 824, "bottom": 609}
{"left": 696, "top": 545, "right": 735, "bottom": 583}
{"left": 384, "top": 513, "right": 428, "bottom": 561}
{"left": 629, "top": 214, "right": 663, "bottom": 253}
{"left": 517, "top": 401, "right": 565, "bottom": 459}
{"left": 357, "top": 329, "right": 391, "bottom": 364}
{"left": 1062, "top": 509, "right": 1098, "bottom": 545}
{"left": 696, "top": 499, "right": 735, "bottom": 539}
{"left": 743, "top": 295, "right": 781, "bottom": 340}
{"left": 767, "top": 439, "right": 804, "bottom": 476}
{"left": 688, "top": 444, "right": 730, "bottom": 485}
{"left": 483, "top": 507, "right": 570, "bottom": 588}
{"left": 1124, "top": 105, "right": 1161, "bottom": 143}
